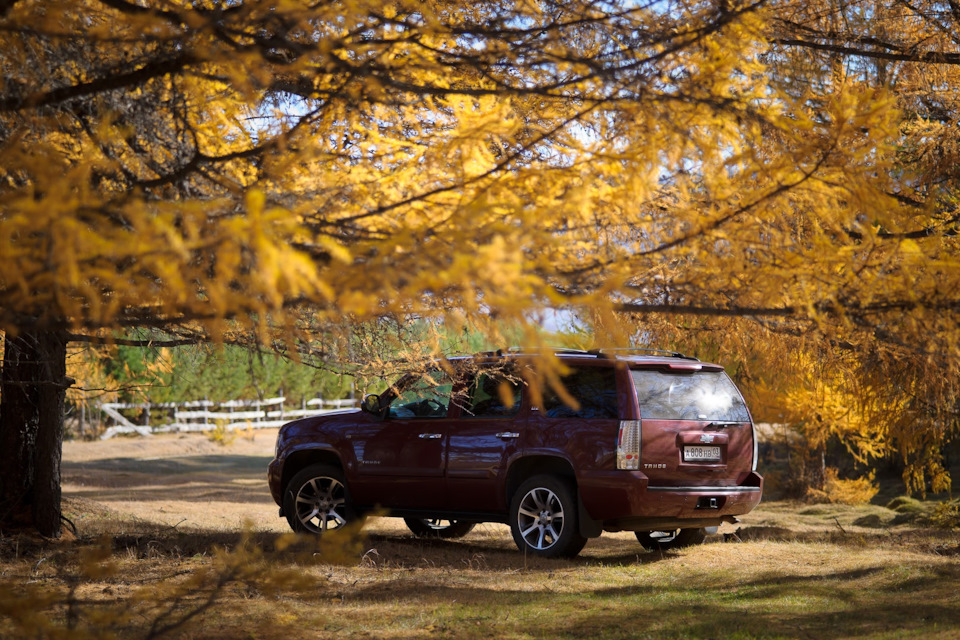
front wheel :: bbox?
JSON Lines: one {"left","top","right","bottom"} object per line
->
{"left": 404, "top": 518, "right": 476, "bottom": 539}
{"left": 283, "top": 464, "right": 353, "bottom": 534}
{"left": 509, "top": 475, "right": 587, "bottom": 558}
{"left": 635, "top": 528, "right": 706, "bottom": 551}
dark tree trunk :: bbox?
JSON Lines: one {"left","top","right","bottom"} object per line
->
{"left": 0, "top": 329, "right": 70, "bottom": 537}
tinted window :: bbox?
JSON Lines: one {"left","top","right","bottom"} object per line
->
{"left": 631, "top": 370, "right": 749, "bottom": 421}
{"left": 541, "top": 367, "right": 618, "bottom": 419}
{"left": 388, "top": 371, "right": 452, "bottom": 419}
{"left": 462, "top": 373, "right": 522, "bottom": 418}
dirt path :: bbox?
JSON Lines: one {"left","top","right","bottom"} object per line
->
{"left": 62, "top": 429, "right": 286, "bottom": 532}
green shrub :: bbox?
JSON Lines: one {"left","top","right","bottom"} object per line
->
{"left": 929, "top": 500, "right": 960, "bottom": 529}
{"left": 885, "top": 496, "right": 925, "bottom": 514}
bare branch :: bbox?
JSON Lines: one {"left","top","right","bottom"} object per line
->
{"left": 773, "top": 37, "right": 960, "bottom": 65}
{"left": 65, "top": 334, "right": 201, "bottom": 348}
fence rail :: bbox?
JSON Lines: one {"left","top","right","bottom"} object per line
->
{"left": 97, "top": 396, "right": 357, "bottom": 439}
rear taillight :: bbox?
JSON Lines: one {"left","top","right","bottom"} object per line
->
{"left": 751, "top": 423, "right": 759, "bottom": 472}
{"left": 617, "top": 420, "right": 641, "bottom": 470}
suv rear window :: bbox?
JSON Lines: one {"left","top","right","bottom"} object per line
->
{"left": 542, "top": 367, "right": 618, "bottom": 419}
{"left": 631, "top": 369, "right": 750, "bottom": 421}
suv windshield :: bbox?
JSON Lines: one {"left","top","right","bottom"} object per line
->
{"left": 631, "top": 369, "right": 750, "bottom": 422}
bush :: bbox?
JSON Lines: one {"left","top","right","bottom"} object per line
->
{"left": 885, "top": 496, "right": 926, "bottom": 514}
{"left": 204, "top": 421, "right": 237, "bottom": 446}
{"left": 929, "top": 500, "right": 960, "bottom": 529}
{"left": 806, "top": 468, "right": 879, "bottom": 505}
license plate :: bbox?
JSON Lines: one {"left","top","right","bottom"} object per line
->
{"left": 683, "top": 445, "right": 721, "bottom": 462}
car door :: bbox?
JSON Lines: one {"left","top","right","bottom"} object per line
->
{"left": 445, "top": 372, "right": 524, "bottom": 512}
{"left": 349, "top": 371, "right": 453, "bottom": 509}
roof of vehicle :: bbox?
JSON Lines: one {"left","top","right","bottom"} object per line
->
{"left": 452, "top": 348, "right": 725, "bottom": 371}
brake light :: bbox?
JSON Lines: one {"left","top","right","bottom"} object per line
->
{"left": 752, "top": 423, "right": 759, "bottom": 472}
{"left": 617, "top": 420, "right": 641, "bottom": 470}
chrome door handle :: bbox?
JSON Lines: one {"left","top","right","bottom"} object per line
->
{"left": 419, "top": 433, "right": 442, "bottom": 439}
{"left": 496, "top": 432, "right": 520, "bottom": 439}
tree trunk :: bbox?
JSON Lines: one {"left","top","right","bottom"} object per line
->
{"left": 0, "top": 329, "right": 70, "bottom": 537}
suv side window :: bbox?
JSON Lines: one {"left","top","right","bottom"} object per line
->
{"left": 462, "top": 373, "right": 522, "bottom": 418}
{"left": 388, "top": 371, "right": 452, "bottom": 419}
{"left": 541, "top": 367, "right": 618, "bottom": 419}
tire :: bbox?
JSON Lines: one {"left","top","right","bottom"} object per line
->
{"left": 635, "top": 527, "right": 706, "bottom": 551}
{"left": 283, "top": 464, "right": 353, "bottom": 534}
{"left": 403, "top": 518, "right": 476, "bottom": 539}
{"left": 509, "top": 475, "right": 587, "bottom": 558}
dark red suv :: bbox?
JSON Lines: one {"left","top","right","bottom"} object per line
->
{"left": 267, "top": 350, "right": 763, "bottom": 557}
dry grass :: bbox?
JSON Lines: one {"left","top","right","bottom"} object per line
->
{"left": 1, "top": 431, "right": 958, "bottom": 639}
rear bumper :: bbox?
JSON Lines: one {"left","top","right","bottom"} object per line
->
{"left": 578, "top": 470, "right": 763, "bottom": 531}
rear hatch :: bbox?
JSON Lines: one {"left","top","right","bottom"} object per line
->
{"left": 630, "top": 365, "right": 755, "bottom": 487}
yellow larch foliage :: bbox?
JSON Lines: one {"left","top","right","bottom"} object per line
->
{"left": 2, "top": 0, "right": 958, "bottom": 492}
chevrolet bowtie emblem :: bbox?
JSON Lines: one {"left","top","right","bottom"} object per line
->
{"left": 699, "top": 434, "right": 716, "bottom": 443}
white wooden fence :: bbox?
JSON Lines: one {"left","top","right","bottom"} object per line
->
{"left": 97, "top": 396, "right": 357, "bottom": 439}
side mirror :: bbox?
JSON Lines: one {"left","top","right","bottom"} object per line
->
{"left": 360, "top": 393, "right": 384, "bottom": 417}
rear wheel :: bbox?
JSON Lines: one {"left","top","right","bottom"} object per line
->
{"left": 635, "top": 527, "right": 706, "bottom": 551}
{"left": 283, "top": 464, "right": 353, "bottom": 534}
{"left": 509, "top": 475, "right": 587, "bottom": 558}
{"left": 404, "top": 518, "right": 476, "bottom": 539}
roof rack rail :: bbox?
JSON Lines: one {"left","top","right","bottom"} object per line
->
{"left": 593, "top": 347, "right": 699, "bottom": 361}
{"left": 504, "top": 346, "right": 697, "bottom": 361}
{"left": 506, "top": 346, "right": 602, "bottom": 357}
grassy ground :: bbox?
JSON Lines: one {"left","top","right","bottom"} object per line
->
{"left": 1, "top": 431, "right": 958, "bottom": 639}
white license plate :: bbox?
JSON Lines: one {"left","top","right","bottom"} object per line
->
{"left": 684, "top": 445, "right": 721, "bottom": 462}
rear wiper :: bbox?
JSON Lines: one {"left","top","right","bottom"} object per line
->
{"left": 706, "top": 421, "right": 743, "bottom": 428}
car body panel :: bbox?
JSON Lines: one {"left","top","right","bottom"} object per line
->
{"left": 347, "top": 416, "right": 450, "bottom": 508}
{"left": 446, "top": 413, "right": 522, "bottom": 512}
{"left": 640, "top": 419, "right": 756, "bottom": 486}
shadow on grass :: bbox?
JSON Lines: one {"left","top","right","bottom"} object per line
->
{"left": 2, "top": 515, "right": 670, "bottom": 573}
{"left": 330, "top": 560, "right": 960, "bottom": 639}
{"left": 559, "top": 599, "right": 960, "bottom": 639}
{"left": 360, "top": 530, "right": 673, "bottom": 571}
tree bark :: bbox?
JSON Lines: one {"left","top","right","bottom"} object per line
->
{"left": 0, "top": 329, "right": 70, "bottom": 537}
